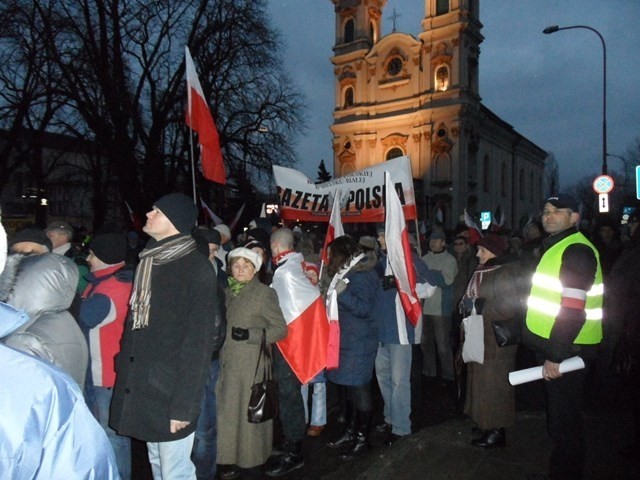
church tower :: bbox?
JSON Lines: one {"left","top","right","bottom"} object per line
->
{"left": 329, "top": 0, "right": 546, "bottom": 229}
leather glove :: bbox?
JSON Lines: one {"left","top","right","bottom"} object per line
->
{"left": 231, "top": 327, "right": 249, "bottom": 341}
{"left": 334, "top": 279, "right": 348, "bottom": 295}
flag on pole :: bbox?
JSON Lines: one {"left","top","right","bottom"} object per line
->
{"left": 320, "top": 190, "right": 344, "bottom": 265}
{"left": 490, "top": 205, "right": 505, "bottom": 233}
{"left": 124, "top": 201, "right": 144, "bottom": 232}
{"left": 185, "top": 46, "right": 226, "bottom": 185}
{"left": 384, "top": 173, "right": 422, "bottom": 327}
{"left": 199, "top": 196, "right": 223, "bottom": 225}
{"left": 464, "top": 209, "right": 483, "bottom": 245}
{"left": 271, "top": 252, "right": 329, "bottom": 384}
{"left": 228, "top": 203, "right": 246, "bottom": 232}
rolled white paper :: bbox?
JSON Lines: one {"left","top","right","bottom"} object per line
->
{"left": 509, "top": 356, "right": 585, "bottom": 386}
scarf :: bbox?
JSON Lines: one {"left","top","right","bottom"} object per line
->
{"left": 130, "top": 235, "right": 196, "bottom": 330}
{"left": 463, "top": 263, "right": 502, "bottom": 302}
{"left": 228, "top": 276, "right": 249, "bottom": 296}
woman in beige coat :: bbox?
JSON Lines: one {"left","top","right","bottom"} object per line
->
{"left": 216, "top": 248, "right": 287, "bottom": 479}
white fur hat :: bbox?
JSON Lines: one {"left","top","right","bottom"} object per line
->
{"left": 228, "top": 247, "right": 262, "bottom": 272}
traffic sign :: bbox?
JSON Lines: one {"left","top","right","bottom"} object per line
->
{"left": 598, "top": 193, "right": 609, "bottom": 213}
{"left": 593, "top": 175, "right": 614, "bottom": 194}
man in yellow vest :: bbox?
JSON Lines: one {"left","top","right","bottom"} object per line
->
{"left": 524, "top": 193, "right": 603, "bottom": 480}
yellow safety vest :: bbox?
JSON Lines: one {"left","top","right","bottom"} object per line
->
{"left": 525, "top": 232, "right": 603, "bottom": 344}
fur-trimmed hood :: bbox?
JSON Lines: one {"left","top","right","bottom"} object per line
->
{"left": 0, "top": 253, "right": 78, "bottom": 327}
{"left": 349, "top": 250, "right": 378, "bottom": 274}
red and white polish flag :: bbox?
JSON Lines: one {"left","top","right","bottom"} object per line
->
{"left": 185, "top": 47, "right": 226, "bottom": 185}
{"left": 320, "top": 190, "right": 344, "bottom": 265}
{"left": 272, "top": 252, "right": 329, "bottom": 384}
{"left": 384, "top": 172, "right": 422, "bottom": 327}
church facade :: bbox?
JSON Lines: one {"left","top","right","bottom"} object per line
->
{"left": 329, "top": 0, "right": 547, "bottom": 230}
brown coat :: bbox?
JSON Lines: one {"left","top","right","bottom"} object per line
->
{"left": 464, "top": 258, "right": 524, "bottom": 430}
{"left": 216, "top": 276, "right": 287, "bottom": 468}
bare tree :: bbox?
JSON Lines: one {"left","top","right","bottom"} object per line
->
{"left": 1, "top": 0, "right": 306, "bottom": 228}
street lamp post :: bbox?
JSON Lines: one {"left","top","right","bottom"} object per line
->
{"left": 543, "top": 25, "right": 607, "bottom": 175}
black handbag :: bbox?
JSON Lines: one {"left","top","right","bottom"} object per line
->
{"left": 247, "top": 330, "right": 279, "bottom": 423}
{"left": 491, "top": 318, "right": 522, "bottom": 347}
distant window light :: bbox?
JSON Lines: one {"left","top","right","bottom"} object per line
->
{"left": 386, "top": 147, "right": 404, "bottom": 161}
{"left": 435, "top": 65, "right": 449, "bottom": 91}
{"left": 344, "top": 18, "right": 355, "bottom": 43}
{"left": 436, "top": 0, "right": 449, "bottom": 16}
{"left": 344, "top": 86, "right": 354, "bottom": 107}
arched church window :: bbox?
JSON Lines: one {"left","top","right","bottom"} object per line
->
{"left": 483, "top": 155, "right": 491, "bottom": 192}
{"left": 370, "top": 21, "right": 377, "bottom": 43}
{"left": 501, "top": 162, "right": 507, "bottom": 196}
{"left": 344, "top": 18, "right": 355, "bottom": 43}
{"left": 344, "top": 86, "right": 354, "bottom": 107}
{"left": 385, "top": 147, "right": 404, "bottom": 161}
{"left": 435, "top": 65, "right": 449, "bottom": 91}
{"left": 436, "top": 0, "right": 449, "bottom": 16}
{"left": 434, "top": 153, "right": 451, "bottom": 182}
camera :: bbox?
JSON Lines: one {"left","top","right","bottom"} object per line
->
{"left": 382, "top": 275, "right": 396, "bottom": 290}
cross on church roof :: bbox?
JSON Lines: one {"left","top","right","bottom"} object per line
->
{"left": 388, "top": 8, "right": 401, "bottom": 33}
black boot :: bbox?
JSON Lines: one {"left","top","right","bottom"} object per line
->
{"left": 471, "top": 427, "right": 505, "bottom": 448}
{"left": 327, "top": 401, "right": 356, "bottom": 449}
{"left": 265, "top": 439, "right": 304, "bottom": 477}
{"left": 339, "top": 410, "right": 371, "bottom": 461}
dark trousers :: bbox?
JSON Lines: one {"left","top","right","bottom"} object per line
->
{"left": 192, "top": 359, "right": 219, "bottom": 480}
{"left": 274, "top": 348, "right": 306, "bottom": 441}
{"left": 346, "top": 383, "right": 373, "bottom": 413}
{"left": 538, "top": 349, "right": 596, "bottom": 480}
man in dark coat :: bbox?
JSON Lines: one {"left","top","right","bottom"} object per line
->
{"left": 110, "top": 193, "right": 218, "bottom": 478}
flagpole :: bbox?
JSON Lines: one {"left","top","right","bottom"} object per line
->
{"left": 188, "top": 126, "right": 198, "bottom": 205}
{"left": 414, "top": 218, "right": 422, "bottom": 257}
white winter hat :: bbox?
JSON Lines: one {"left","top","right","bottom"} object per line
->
{"left": 228, "top": 247, "right": 262, "bottom": 272}
{"left": 213, "top": 224, "right": 231, "bottom": 240}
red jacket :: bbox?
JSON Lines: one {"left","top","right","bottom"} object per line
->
{"left": 80, "top": 263, "right": 133, "bottom": 387}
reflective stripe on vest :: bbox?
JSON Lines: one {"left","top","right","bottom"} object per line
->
{"left": 525, "top": 232, "right": 603, "bottom": 344}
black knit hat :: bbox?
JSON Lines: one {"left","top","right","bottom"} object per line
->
{"left": 90, "top": 233, "right": 127, "bottom": 264}
{"left": 154, "top": 193, "right": 198, "bottom": 234}
{"left": 8, "top": 227, "right": 52, "bottom": 251}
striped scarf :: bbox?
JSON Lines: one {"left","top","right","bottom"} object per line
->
{"left": 130, "top": 235, "right": 196, "bottom": 330}
{"left": 463, "top": 263, "right": 502, "bottom": 302}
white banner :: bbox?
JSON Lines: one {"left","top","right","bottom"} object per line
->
{"left": 273, "top": 156, "right": 417, "bottom": 223}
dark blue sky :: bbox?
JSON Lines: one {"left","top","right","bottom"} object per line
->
{"left": 268, "top": 0, "right": 640, "bottom": 189}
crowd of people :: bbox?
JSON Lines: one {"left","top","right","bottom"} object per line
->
{"left": 1, "top": 191, "right": 639, "bottom": 480}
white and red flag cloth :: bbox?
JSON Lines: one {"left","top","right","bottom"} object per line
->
{"left": 320, "top": 190, "right": 345, "bottom": 265}
{"left": 199, "top": 196, "right": 223, "bottom": 225}
{"left": 185, "top": 46, "right": 226, "bottom": 185}
{"left": 384, "top": 172, "right": 422, "bottom": 327}
{"left": 228, "top": 203, "right": 246, "bottom": 232}
{"left": 271, "top": 252, "right": 329, "bottom": 384}
{"left": 124, "top": 201, "right": 144, "bottom": 233}
{"left": 464, "top": 209, "right": 483, "bottom": 245}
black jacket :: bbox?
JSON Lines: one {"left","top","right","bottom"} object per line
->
{"left": 110, "top": 235, "right": 218, "bottom": 442}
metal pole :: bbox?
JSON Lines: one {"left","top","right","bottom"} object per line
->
{"left": 543, "top": 25, "right": 607, "bottom": 175}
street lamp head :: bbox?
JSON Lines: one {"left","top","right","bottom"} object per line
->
{"left": 543, "top": 25, "right": 560, "bottom": 34}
